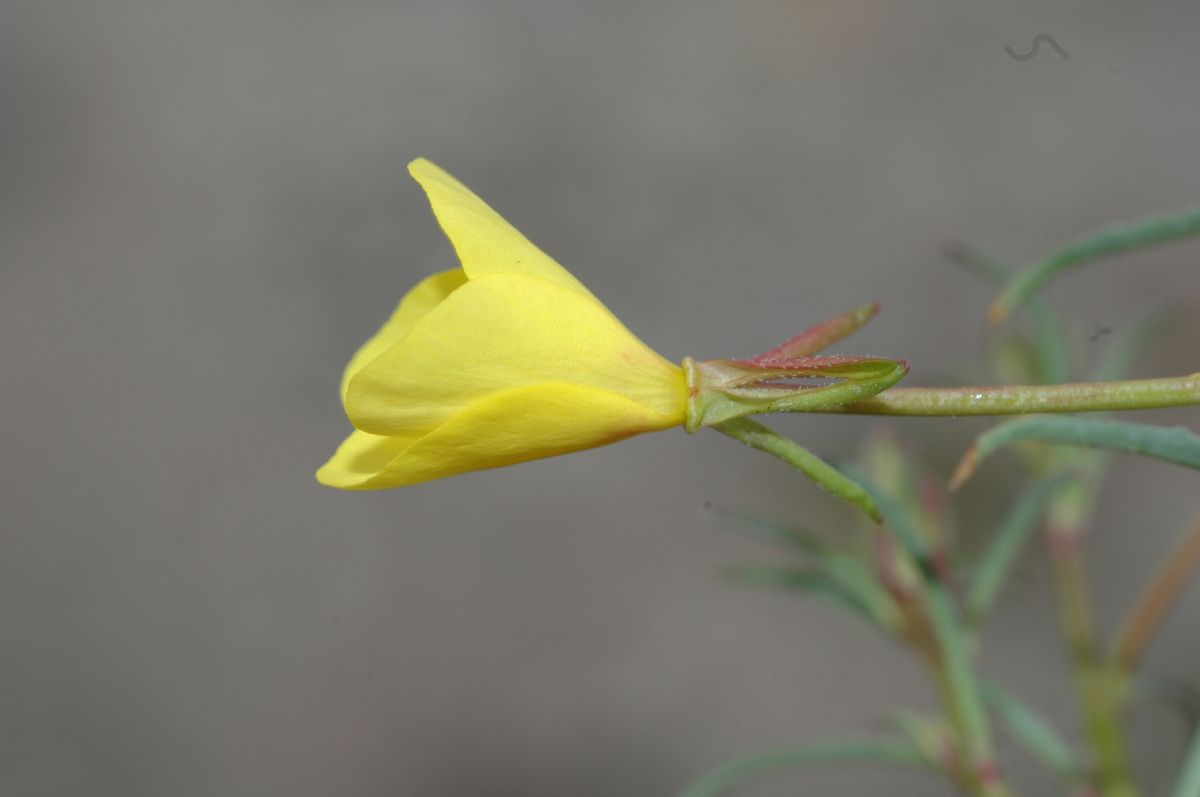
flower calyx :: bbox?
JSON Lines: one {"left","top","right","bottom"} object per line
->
{"left": 681, "top": 302, "right": 909, "bottom": 431}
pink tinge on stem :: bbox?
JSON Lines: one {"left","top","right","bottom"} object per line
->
{"left": 747, "top": 301, "right": 882, "bottom": 362}
{"left": 976, "top": 759, "right": 1003, "bottom": 787}
{"left": 734, "top": 354, "right": 887, "bottom": 371}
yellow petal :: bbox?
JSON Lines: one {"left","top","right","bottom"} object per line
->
{"left": 314, "top": 428, "right": 416, "bottom": 489}
{"left": 345, "top": 272, "right": 686, "bottom": 437}
{"left": 339, "top": 268, "right": 466, "bottom": 402}
{"left": 318, "top": 383, "right": 679, "bottom": 489}
{"left": 408, "top": 158, "right": 591, "bottom": 295}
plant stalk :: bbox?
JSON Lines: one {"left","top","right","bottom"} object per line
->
{"left": 922, "top": 587, "right": 1013, "bottom": 797}
{"left": 1112, "top": 513, "right": 1200, "bottom": 673}
{"left": 1046, "top": 481, "right": 1139, "bottom": 797}
{"left": 811, "top": 374, "right": 1200, "bottom": 416}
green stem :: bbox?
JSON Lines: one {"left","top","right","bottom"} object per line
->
{"left": 924, "top": 587, "right": 1011, "bottom": 797}
{"left": 1046, "top": 482, "right": 1140, "bottom": 797}
{"left": 812, "top": 374, "right": 1200, "bottom": 416}
{"left": 1113, "top": 514, "right": 1200, "bottom": 673}
{"left": 852, "top": 472, "right": 1012, "bottom": 797}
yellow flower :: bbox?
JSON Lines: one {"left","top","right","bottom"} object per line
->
{"left": 316, "top": 159, "right": 688, "bottom": 489}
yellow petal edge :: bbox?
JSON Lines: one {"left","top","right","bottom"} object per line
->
{"left": 317, "top": 160, "right": 686, "bottom": 489}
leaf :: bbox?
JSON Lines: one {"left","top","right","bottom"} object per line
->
{"left": 981, "top": 681, "right": 1084, "bottom": 786}
{"left": 706, "top": 507, "right": 829, "bottom": 555}
{"left": 945, "top": 242, "right": 1069, "bottom": 384}
{"left": 988, "top": 206, "right": 1200, "bottom": 325}
{"left": 887, "top": 711, "right": 956, "bottom": 771}
{"left": 965, "top": 475, "right": 1071, "bottom": 627}
{"left": 726, "top": 566, "right": 879, "bottom": 627}
{"left": 727, "top": 562, "right": 900, "bottom": 632}
{"left": 678, "top": 738, "right": 929, "bottom": 797}
{"left": 841, "top": 465, "right": 929, "bottom": 567}
{"left": 952, "top": 416, "right": 1200, "bottom": 488}
{"left": 749, "top": 302, "right": 881, "bottom": 361}
{"left": 714, "top": 418, "right": 883, "bottom": 522}
{"left": 850, "top": 470, "right": 995, "bottom": 762}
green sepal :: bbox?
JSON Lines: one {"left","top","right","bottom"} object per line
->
{"left": 684, "top": 356, "right": 909, "bottom": 430}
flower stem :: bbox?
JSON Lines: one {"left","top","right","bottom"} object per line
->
{"left": 1046, "top": 480, "right": 1140, "bottom": 797}
{"left": 811, "top": 374, "right": 1200, "bottom": 416}
{"left": 923, "top": 587, "right": 1011, "bottom": 797}
{"left": 1112, "top": 513, "right": 1200, "bottom": 673}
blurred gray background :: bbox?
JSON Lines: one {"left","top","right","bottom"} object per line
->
{"left": 4, "top": 2, "right": 1199, "bottom": 795}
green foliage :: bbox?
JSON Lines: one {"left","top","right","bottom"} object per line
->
{"left": 684, "top": 205, "right": 1200, "bottom": 797}
{"left": 957, "top": 416, "right": 1200, "bottom": 484}
{"left": 980, "top": 681, "right": 1083, "bottom": 784}
{"left": 965, "top": 475, "right": 1070, "bottom": 628}
{"left": 679, "top": 739, "right": 930, "bottom": 797}
{"left": 715, "top": 417, "right": 883, "bottom": 521}
{"left": 988, "top": 206, "right": 1200, "bottom": 323}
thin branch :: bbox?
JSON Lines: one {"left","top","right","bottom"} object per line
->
{"left": 1113, "top": 513, "right": 1200, "bottom": 672}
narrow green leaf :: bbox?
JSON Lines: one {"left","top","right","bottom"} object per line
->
{"left": 714, "top": 418, "right": 882, "bottom": 522}
{"left": 953, "top": 416, "right": 1200, "bottom": 487}
{"left": 707, "top": 506, "right": 828, "bottom": 556}
{"left": 966, "top": 475, "right": 1070, "bottom": 627}
{"left": 945, "top": 242, "right": 1069, "bottom": 384}
{"left": 981, "top": 681, "right": 1083, "bottom": 785}
{"left": 726, "top": 566, "right": 879, "bottom": 626}
{"left": 887, "top": 711, "right": 955, "bottom": 770}
{"left": 926, "top": 587, "right": 996, "bottom": 763}
{"left": 841, "top": 465, "right": 928, "bottom": 566}
{"left": 822, "top": 556, "right": 903, "bottom": 631}
{"left": 1031, "top": 302, "right": 1071, "bottom": 386}
{"left": 848, "top": 470, "right": 999, "bottom": 764}
{"left": 678, "top": 738, "right": 929, "bottom": 797}
{"left": 989, "top": 335, "right": 1041, "bottom": 386}
{"left": 989, "top": 206, "right": 1200, "bottom": 324}
{"left": 944, "top": 240, "right": 1010, "bottom": 285}
{"left": 728, "top": 560, "right": 900, "bottom": 632}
